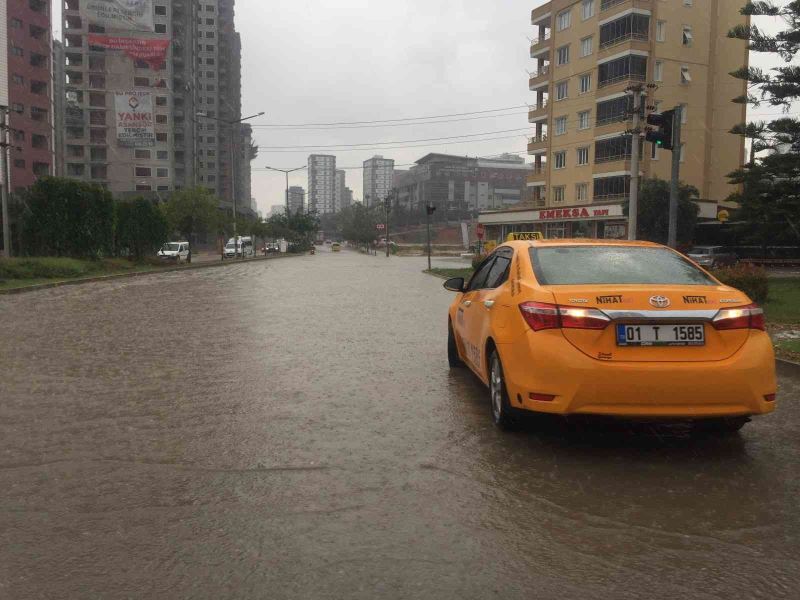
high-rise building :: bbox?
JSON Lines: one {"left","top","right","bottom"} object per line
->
{"left": 307, "top": 154, "right": 336, "bottom": 214}
{"left": 334, "top": 169, "right": 346, "bottom": 212}
{"left": 522, "top": 0, "right": 748, "bottom": 239}
{"left": 287, "top": 185, "right": 305, "bottom": 214}
{"left": 342, "top": 187, "right": 353, "bottom": 211}
{"left": 61, "top": 0, "right": 251, "bottom": 212}
{"left": 52, "top": 39, "right": 65, "bottom": 177}
{"left": 5, "top": 0, "right": 53, "bottom": 193}
{"left": 363, "top": 155, "right": 394, "bottom": 206}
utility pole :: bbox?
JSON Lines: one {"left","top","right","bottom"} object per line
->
{"left": 667, "top": 106, "right": 683, "bottom": 249}
{"left": 384, "top": 191, "right": 392, "bottom": 258}
{"left": 627, "top": 85, "right": 643, "bottom": 241}
{"left": 1, "top": 107, "right": 11, "bottom": 258}
{"left": 426, "top": 203, "right": 436, "bottom": 271}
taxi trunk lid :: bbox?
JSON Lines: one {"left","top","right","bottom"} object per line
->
{"left": 544, "top": 285, "right": 750, "bottom": 362}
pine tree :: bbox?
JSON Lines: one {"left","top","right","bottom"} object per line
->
{"left": 727, "top": 1, "right": 800, "bottom": 243}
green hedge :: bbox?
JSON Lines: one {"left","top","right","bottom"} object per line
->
{"left": 712, "top": 264, "right": 769, "bottom": 304}
{"left": 0, "top": 257, "right": 94, "bottom": 280}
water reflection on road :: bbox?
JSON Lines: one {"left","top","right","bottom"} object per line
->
{"left": 0, "top": 247, "right": 797, "bottom": 599}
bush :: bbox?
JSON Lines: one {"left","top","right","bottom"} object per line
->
{"left": 712, "top": 264, "right": 769, "bottom": 304}
{"left": 115, "top": 197, "right": 169, "bottom": 261}
{"left": 0, "top": 257, "right": 93, "bottom": 280}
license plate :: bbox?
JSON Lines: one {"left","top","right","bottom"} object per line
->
{"left": 616, "top": 324, "right": 705, "bottom": 347}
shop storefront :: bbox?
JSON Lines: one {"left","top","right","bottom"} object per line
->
{"left": 479, "top": 203, "right": 628, "bottom": 242}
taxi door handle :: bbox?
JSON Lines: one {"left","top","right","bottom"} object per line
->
{"left": 462, "top": 300, "right": 472, "bottom": 307}
{"left": 484, "top": 300, "right": 495, "bottom": 309}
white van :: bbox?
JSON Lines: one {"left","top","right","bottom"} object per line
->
{"left": 224, "top": 237, "right": 254, "bottom": 259}
{"left": 158, "top": 242, "right": 191, "bottom": 263}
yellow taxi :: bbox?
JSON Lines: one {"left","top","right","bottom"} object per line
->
{"left": 444, "top": 238, "right": 777, "bottom": 432}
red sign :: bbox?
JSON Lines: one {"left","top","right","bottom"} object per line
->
{"left": 88, "top": 35, "right": 170, "bottom": 69}
{"left": 476, "top": 223, "right": 485, "bottom": 240}
{"left": 376, "top": 223, "right": 385, "bottom": 230}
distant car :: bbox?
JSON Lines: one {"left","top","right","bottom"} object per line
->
{"left": 332, "top": 242, "right": 342, "bottom": 252}
{"left": 686, "top": 246, "right": 737, "bottom": 269}
{"left": 158, "top": 242, "right": 191, "bottom": 263}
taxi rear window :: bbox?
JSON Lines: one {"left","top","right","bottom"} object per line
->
{"left": 530, "top": 246, "right": 716, "bottom": 285}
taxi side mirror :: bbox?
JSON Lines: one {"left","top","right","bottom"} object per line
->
{"left": 443, "top": 277, "right": 465, "bottom": 292}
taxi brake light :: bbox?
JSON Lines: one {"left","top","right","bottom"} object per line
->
{"left": 712, "top": 303, "right": 765, "bottom": 331}
{"left": 519, "top": 302, "right": 610, "bottom": 331}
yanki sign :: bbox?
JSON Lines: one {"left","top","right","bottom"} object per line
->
{"left": 115, "top": 91, "right": 155, "bottom": 147}
{"left": 536, "top": 205, "right": 624, "bottom": 222}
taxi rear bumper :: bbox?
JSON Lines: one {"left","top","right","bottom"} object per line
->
{"left": 499, "top": 329, "right": 777, "bottom": 418}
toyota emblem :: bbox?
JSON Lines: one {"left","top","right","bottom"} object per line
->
{"left": 649, "top": 296, "right": 671, "bottom": 308}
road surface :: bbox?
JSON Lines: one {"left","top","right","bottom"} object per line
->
{"left": 1, "top": 247, "right": 798, "bottom": 599}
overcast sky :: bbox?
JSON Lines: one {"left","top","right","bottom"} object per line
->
{"left": 52, "top": 1, "right": 794, "bottom": 216}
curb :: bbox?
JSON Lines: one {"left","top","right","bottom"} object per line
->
{"left": 0, "top": 253, "right": 300, "bottom": 296}
{"left": 776, "top": 358, "right": 800, "bottom": 375}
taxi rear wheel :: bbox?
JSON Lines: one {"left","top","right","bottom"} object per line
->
{"left": 489, "top": 351, "right": 516, "bottom": 430}
{"left": 448, "top": 321, "right": 464, "bottom": 368}
{"left": 693, "top": 416, "right": 749, "bottom": 436}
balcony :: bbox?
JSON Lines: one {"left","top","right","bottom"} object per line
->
{"left": 528, "top": 100, "right": 549, "bottom": 122}
{"left": 528, "top": 65, "right": 550, "bottom": 90}
{"left": 601, "top": 0, "right": 629, "bottom": 11}
{"left": 529, "top": 31, "right": 551, "bottom": 54}
{"left": 528, "top": 134, "right": 548, "bottom": 154}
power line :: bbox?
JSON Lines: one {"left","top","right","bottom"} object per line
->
{"left": 250, "top": 111, "right": 528, "bottom": 130}
{"left": 255, "top": 128, "right": 531, "bottom": 150}
{"left": 256, "top": 133, "right": 530, "bottom": 153}
{"left": 247, "top": 104, "right": 528, "bottom": 127}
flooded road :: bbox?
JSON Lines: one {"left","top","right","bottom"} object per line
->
{"left": 1, "top": 248, "right": 798, "bottom": 599}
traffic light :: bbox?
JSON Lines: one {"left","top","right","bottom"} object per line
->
{"left": 645, "top": 109, "right": 675, "bottom": 151}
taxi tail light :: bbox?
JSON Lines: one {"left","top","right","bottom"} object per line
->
{"left": 519, "top": 302, "right": 610, "bottom": 331}
{"left": 712, "top": 303, "right": 765, "bottom": 331}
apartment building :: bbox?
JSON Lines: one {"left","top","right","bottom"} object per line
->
{"left": 308, "top": 154, "right": 336, "bottom": 214}
{"left": 363, "top": 155, "right": 394, "bottom": 207}
{"left": 342, "top": 187, "right": 353, "bottom": 211}
{"left": 510, "top": 0, "right": 748, "bottom": 240}
{"left": 334, "top": 169, "right": 346, "bottom": 212}
{"left": 287, "top": 185, "right": 305, "bottom": 214}
{"left": 5, "top": 0, "right": 53, "bottom": 193}
{"left": 61, "top": 0, "right": 252, "bottom": 213}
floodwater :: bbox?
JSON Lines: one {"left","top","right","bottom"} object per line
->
{"left": 1, "top": 248, "right": 798, "bottom": 599}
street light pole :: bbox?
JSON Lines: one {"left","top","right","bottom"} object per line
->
{"left": 196, "top": 110, "right": 264, "bottom": 259}
{"left": 264, "top": 165, "right": 308, "bottom": 217}
{"left": 1, "top": 107, "right": 11, "bottom": 258}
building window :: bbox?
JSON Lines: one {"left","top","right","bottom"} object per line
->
{"left": 10, "top": 18, "right": 22, "bottom": 28}
{"left": 681, "top": 66, "right": 692, "bottom": 84}
{"left": 557, "top": 9, "right": 571, "bottom": 31}
{"left": 135, "top": 149, "right": 151, "bottom": 159}
{"left": 654, "top": 60, "right": 664, "bottom": 82}
{"left": 14, "top": 159, "right": 26, "bottom": 169}
{"left": 11, "top": 46, "right": 24, "bottom": 57}
{"left": 157, "top": 150, "right": 169, "bottom": 160}
{"left": 156, "top": 132, "right": 168, "bottom": 142}
{"left": 135, "top": 167, "right": 152, "bottom": 177}
{"left": 205, "top": 31, "right": 215, "bottom": 38}
{"left": 553, "top": 186, "right": 566, "bottom": 203}
{"left": 577, "top": 147, "right": 589, "bottom": 166}
{"left": 578, "top": 110, "right": 591, "bottom": 130}
{"left": 155, "top": 23, "right": 167, "bottom": 33}
{"left": 554, "top": 151, "right": 566, "bottom": 169}
{"left": 556, "top": 80, "right": 568, "bottom": 100}
{"left": 579, "top": 73, "right": 592, "bottom": 94}
{"left": 557, "top": 45, "right": 570, "bottom": 65}
{"left": 136, "top": 184, "right": 152, "bottom": 191}
{"left": 684, "top": 0, "right": 693, "bottom": 5}
{"left": 596, "top": 96, "right": 633, "bottom": 126}
{"left": 555, "top": 116, "right": 567, "bottom": 135}
{"left": 156, "top": 114, "right": 168, "bottom": 124}
{"left": 12, "top": 74, "right": 24, "bottom": 85}
{"left": 156, "top": 96, "right": 167, "bottom": 106}
{"left": 581, "top": 0, "right": 594, "bottom": 20}
{"left": 657, "top": 20, "right": 666, "bottom": 42}
{"left": 155, "top": 5, "right": 167, "bottom": 15}
{"left": 134, "top": 77, "right": 149, "bottom": 87}
{"left": 595, "top": 135, "right": 639, "bottom": 163}
{"left": 32, "top": 134, "right": 48, "bottom": 149}
{"left": 576, "top": 182, "right": 588, "bottom": 202}
{"left": 599, "top": 14, "right": 650, "bottom": 48}
{"left": 682, "top": 25, "right": 693, "bottom": 46}
{"left": 598, "top": 54, "right": 647, "bottom": 88}
{"left": 156, "top": 168, "right": 169, "bottom": 178}
{"left": 580, "top": 36, "right": 593, "bottom": 57}
{"left": 593, "top": 175, "right": 630, "bottom": 200}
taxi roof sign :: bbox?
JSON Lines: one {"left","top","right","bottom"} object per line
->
{"left": 506, "top": 232, "right": 544, "bottom": 241}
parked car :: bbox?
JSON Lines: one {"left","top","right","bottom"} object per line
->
{"left": 686, "top": 246, "right": 737, "bottom": 269}
{"left": 224, "top": 237, "right": 254, "bottom": 259}
{"left": 158, "top": 242, "right": 191, "bottom": 263}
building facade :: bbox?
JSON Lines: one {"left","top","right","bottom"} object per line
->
{"left": 363, "top": 155, "right": 394, "bottom": 206}
{"left": 61, "top": 0, "right": 250, "bottom": 211}
{"left": 342, "top": 186, "right": 353, "bottom": 210}
{"left": 394, "top": 153, "right": 533, "bottom": 221}
{"left": 287, "top": 185, "right": 305, "bottom": 214}
{"left": 523, "top": 0, "right": 748, "bottom": 239}
{"left": 308, "top": 154, "right": 335, "bottom": 214}
{"left": 6, "top": 0, "right": 53, "bottom": 193}
{"left": 334, "top": 169, "right": 345, "bottom": 212}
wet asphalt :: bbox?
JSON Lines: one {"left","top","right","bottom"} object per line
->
{"left": 1, "top": 247, "right": 798, "bottom": 599}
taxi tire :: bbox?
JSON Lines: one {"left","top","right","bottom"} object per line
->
{"left": 448, "top": 321, "right": 465, "bottom": 368}
{"left": 489, "top": 351, "right": 516, "bottom": 430}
